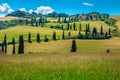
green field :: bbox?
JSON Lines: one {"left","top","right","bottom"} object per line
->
{"left": 0, "top": 21, "right": 113, "bottom": 42}
{"left": 0, "top": 20, "right": 120, "bottom": 80}
{"left": 0, "top": 39, "right": 120, "bottom": 80}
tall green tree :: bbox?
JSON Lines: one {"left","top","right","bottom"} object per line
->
{"left": 3, "top": 34, "right": 7, "bottom": 53}
{"left": 67, "top": 23, "right": 70, "bottom": 30}
{"left": 100, "top": 25, "right": 104, "bottom": 35}
{"left": 73, "top": 23, "right": 76, "bottom": 30}
{"left": 18, "top": 35, "right": 24, "bottom": 54}
{"left": 28, "top": 32, "right": 32, "bottom": 43}
{"left": 53, "top": 31, "right": 56, "bottom": 40}
{"left": 62, "top": 30, "right": 65, "bottom": 39}
{"left": 92, "top": 27, "right": 97, "bottom": 36}
{"left": 44, "top": 35, "right": 49, "bottom": 42}
{"left": 12, "top": 38, "right": 15, "bottom": 54}
{"left": 108, "top": 28, "right": 111, "bottom": 35}
{"left": 58, "top": 16, "right": 61, "bottom": 23}
{"left": 70, "top": 39, "right": 77, "bottom": 52}
{"left": 37, "top": 33, "right": 40, "bottom": 43}
{"left": 105, "top": 32, "right": 108, "bottom": 38}
{"left": 26, "top": 19, "right": 28, "bottom": 25}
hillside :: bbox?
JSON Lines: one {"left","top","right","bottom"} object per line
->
{"left": 0, "top": 16, "right": 25, "bottom": 21}
{"left": 0, "top": 21, "right": 113, "bottom": 42}
{"left": 110, "top": 16, "right": 120, "bottom": 29}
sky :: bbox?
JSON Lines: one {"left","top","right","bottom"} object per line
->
{"left": 0, "top": 0, "right": 120, "bottom": 17}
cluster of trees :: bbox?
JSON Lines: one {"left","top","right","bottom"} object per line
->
{"left": 6, "top": 10, "right": 69, "bottom": 18}
{"left": 0, "top": 19, "right": 25, "bottom": 29}
{"left": 0, "top": 34, "right": 24, "bottom": 54}
{"left": 77, "top": 24, "right": 111, "bottom": 39}
{"left": 26, "top": 16, "right": 47, "bottom": 27}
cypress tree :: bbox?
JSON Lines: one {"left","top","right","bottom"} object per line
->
{"left": 37, "top": 33, "right": 40, "bottom": 43}
{"left": 58, "top": 16, "right": 60, "bottom": 23}
{"left": 92, "top": 27, "right": 97, "bottom": 37}
{"left": 26, "top": 19, "right": 28, "bottom": 25}
{"left": 53, "top": 31, "right": 56, "bottom": 40}
{"left": 85, "top": 24, "right": 88, "bottom": 35}
{"left": 61, "top": 25, "right": 64, "bottom": 30}
{"left": 67, "top": 23, "right": 70, "bottom": 30}
{"left": 12, "top": 38, "right": 15, "bottom": 54}
{"left": 70, "top": 39, "right": 77, "bottom": 52}
{"left": 62, "top": 30, "right": 65, "bottom": 39}
{"left": 100, "top": 25, "right": 103, "bottom": 35}
{"left": 68, "top": 31, "right": 71, "bottom": 39}
{"left": 31, "top": 17, "right": 34, "bottom": 26}
{"left": 28, "top": 32, "right": 32, "bottom": 43}
{"left": 3, "top": 34, "right": 7, "bottom": 53}
{"left": 108, "top": 28, "right": 111, "bottom": 35}
{"left": 105, "top": 32, "right": 108, "bottom": 38}
{"left": 18, "top": 35, "right": 24, "bottom": 54}
{"left": 79, "top": 23, "right": 82, "bottom": 31}
{"left": 44, "top": 35, "right": 49, "bottom": 42}
{"left": 1, "top": 43, "right": 4, "bottom": 53}
{"left": 87, "top": 23, "right": 90, "bottom": 33}
{"left": 73, "top": 23, "right": 76, "bottom": 30}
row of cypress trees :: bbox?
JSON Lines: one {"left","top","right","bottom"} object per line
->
{"left": 1, "top": 35, "right": 24, "bottom": 54}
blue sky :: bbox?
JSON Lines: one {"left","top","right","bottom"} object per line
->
{"left": 0, "top": 0, "right": 120, "bottom": 17}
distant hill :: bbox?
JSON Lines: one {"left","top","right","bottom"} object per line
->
{"left": 0, "top": 16, "right": 26, "bottom": 21}
{"left": 111, "top": 16, "right": 120, "bottom": 29}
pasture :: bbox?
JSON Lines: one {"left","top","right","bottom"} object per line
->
{"left": 0, "top": 19, "right": 119, "bottom": 80}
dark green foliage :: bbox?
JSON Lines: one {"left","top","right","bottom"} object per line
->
{"left": 62, "top": 31, "right": 65, "bottom": 39}
{"left": 92, "top": 27, "right": 97, "bottom": 37}
{"left": 85, "top": 24, "right": 88, "bottom": 35}
{"left": 64, "top": 17, "right": 67, "bottom": 23}
{"left": 31, "top": 18, "right": 34, "bottom": 26}
{"left": 28, "top": 33, "right": 32, "bottom": 43}
{"left": 36, "top": 33, "right": 40, "bottom": 43}
{"left": 3, "top": 34, "right": 7, "bottom": 53}
{"left": 1, "top": 43, "right": 4, "bottom": 53}
{"left": 79, "top": 23, "right": 82, "bottom": 31}
{"left": 67, "top": 23, "right": 70, "bottom": 30}
{"left": 100, "top": 25, "right": 104, "bottom": 35}
{"left": 58, "top": 16, "right": 61, "bottom": 23}
{"left": 53, "top": 31, "right": 56, "bottom": 40}
{"left": 70, "top": 39, "right": 77, "bottom": 52}
{"left": 70, "top": 25, "right": 72, "bottom": 30}
{"left": 44, "top": 35, "right": 49, "bottom": 42}
{"left": 105, "top": 32, "right": 108, "bottom": 38}
{"left": 79, "top": 23, "right": 82, "bottom": 35}
{"left": 35, "top": 22, "right": 38, "bottom": 27}
{"left": 12, "top": 38, "right": 15, "bottom": 54}
{"left": 108, "top": 28, "right": 111, "bottom": 35}
{"left": 26, "top": 19, "right": 28, "bottom": 25}
{"left": 68, "top": 31, "right": 71, "bottom": 39}
{"left": 61, "top": 25, "right": 64, "bottom": 30}
{"left": 73, "top": 23, "right": 76, "bottom": 31}
{"left": 18, "top": 35, "right": 24, "bottom": 54}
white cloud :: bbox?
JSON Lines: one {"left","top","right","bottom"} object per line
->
{"left": 83, "top": 2, "right": 94, "bottom": 7}
{"left": 35, "top": 6, "right": 54, "bottom": 15}
{"left": 19, "top": 7, "right": 26, "bottom": 12}
{"left": 29, "top": 9, "right": 33, "bottom": 14}
{"left": 0, "top": 3, "right": 14, "bottom": 17}
{"left": 0, "top": 3, "right": 14, "bottom": 13}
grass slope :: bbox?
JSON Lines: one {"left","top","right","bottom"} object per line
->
{"left": 0, "top": 21, "right": 113, "bottom": 42}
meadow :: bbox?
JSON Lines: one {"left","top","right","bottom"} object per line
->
{"left": 0, "top": 19, "right": 119, "bottom": 80}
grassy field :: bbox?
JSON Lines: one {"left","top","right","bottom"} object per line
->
{"left": 0, "top": 39, "right": 120, "bottom": 80}
{"left": 0, "top": 20, "right": 119, "bottom": 80}
{"left": 111, "top": 16, "right": 120, "bottom": 29}
{"left": 0, "top": 21, "right": 113, "bottom": 42}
